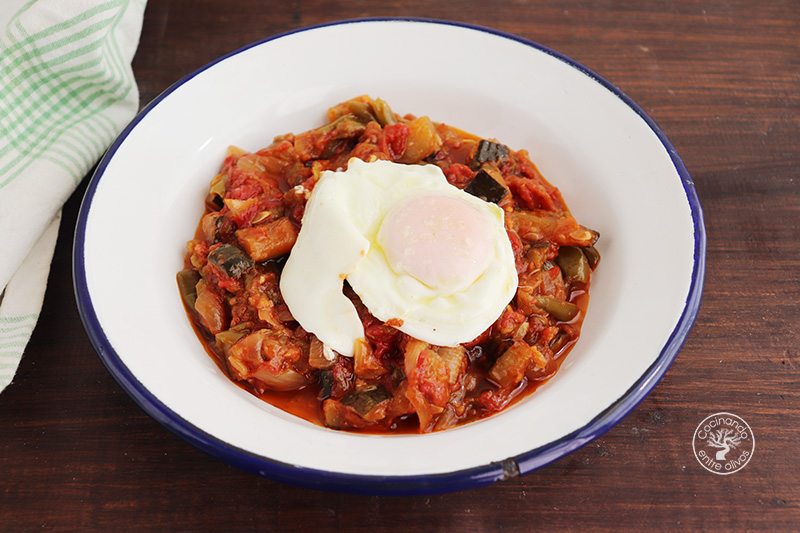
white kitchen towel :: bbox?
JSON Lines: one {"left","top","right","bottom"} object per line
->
{"left": 0, "top": 0, "right": 146, "bottom": 392}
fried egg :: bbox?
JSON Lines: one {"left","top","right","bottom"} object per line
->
{"left": 279, "top": 158, "right": 517, "bottom": 357}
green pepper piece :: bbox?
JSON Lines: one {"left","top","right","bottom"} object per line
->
{"left": 556, "top": 246, "right": 591, "bottom": 284}
{"left": 535, "top": 295, "right": 579, "bottom": 322}
{"left": 177, "top": 269, "right": 201, "bottom": 309}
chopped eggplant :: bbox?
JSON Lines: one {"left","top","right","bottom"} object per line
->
{"left": 432, "top": 404, "right": 458, "bottom": 432}
{"left": 318, "top": 370, "right": 335, "bottom": 400}
{"left": 542, "top": 260, "right": 557, "bottom": 271}
{"left": 581, "top": 245, "right": 601, "bottom": 270}
{"left": 293, "top": 114, "right": 368, "bottom": 161}
{"left": 341, "top": 385, "right": 392, "bottom": 416}
{"left": 207, "top": 244, "right": 254, "bottom": 278}
{"left": 206, "top": 172, "right": 227, "bottom": 211}
{"left": 472, "top": 139, "right": 510, "bottom": 167}
{"left": 390, "top": 365, "right": 405, "bottom": 386}
{"left": 205, "top": 194, "right": 224, "bottom": 211}
{"left": 319, "top": 138, "right": 348, "bottom": 160}
{"left": 322, "top": 399, "right": 346, "bottom": 429}
{"left": 199, "top": 212, "right": 222, "bottom": 242}
{"left": 176, "top": 269, "right": 201, "bottom": 309}
{"left": 549, "top": 329, "right": 571, "bottom": 353}
{"left": 308, "top": 337, "right": 335, "bottom": 370}
{"left": 555, "top": 246, "right": 591, "bottom": 284}
{"left": 236, "top": 217, "right": 298, "bottom": 262}
{"left": 489, "top": 341, "right": 538, "bottom": 389}
{"left": 465, "top": 169, "right": 508, "bottom": 204}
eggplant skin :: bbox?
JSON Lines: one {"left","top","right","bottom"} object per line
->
{"left": 472, "top": 139, "right": 510, "bottom": 167}
{"left": 207, "top": 244, "right": 254, "bottom": 278}
{"left": 465, "top": 169, "right": 508, "bottom": 204}
{"left": 341, "top": 385, "right": 392, "bottom": 416}
{"left": 317, "top": 370, "right": 334, "bottom": 401}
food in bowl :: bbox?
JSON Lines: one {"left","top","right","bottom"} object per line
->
{"left": 177, "top": 96, "right": 600, "bottom": 433}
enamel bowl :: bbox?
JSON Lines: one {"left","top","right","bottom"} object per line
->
{"left": 74, "top": 18, "right": 705, "bottom": 495}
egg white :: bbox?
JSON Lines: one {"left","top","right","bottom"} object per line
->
{"left": 279, "top": 158, "right": 518, "bottom": 356}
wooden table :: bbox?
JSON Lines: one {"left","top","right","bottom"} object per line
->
{"left": 2, "top": 0, "right": 798, "bottom": 529}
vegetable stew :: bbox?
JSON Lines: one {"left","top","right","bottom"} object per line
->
{"left": 178, "top": 96, "right": 600, "bottom": 433}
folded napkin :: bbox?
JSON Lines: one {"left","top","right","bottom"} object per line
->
{"left": 0, "top": 0, "right": 146, "bottom": 392}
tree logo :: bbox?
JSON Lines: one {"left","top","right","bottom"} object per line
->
{"left": 693, "top": 412, "right": 754, "bottom": 475}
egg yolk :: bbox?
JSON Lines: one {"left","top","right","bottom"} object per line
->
{"left": 377, "top": 194, "right": 494, "bottom": 294}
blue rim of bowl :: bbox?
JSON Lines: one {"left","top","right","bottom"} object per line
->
{"left": 73, "top": 17, "right": 706, "bottom": 496}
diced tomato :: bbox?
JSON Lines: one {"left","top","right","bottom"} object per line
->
{"left": 413, "top": 350, "right": 450, "bottom": 408}
{"left": 443, "top": 163, "right": 473, "bottom": 188}
{"left": 202, "top": 256, "right": 243, "bottom": 293}
{"left": 478, "top": 388, "right": 514, "bottom": 413}
{"left": 507, "top": 174, "right": 561, "bottom": 211}
{"left": 497, "top": 306, "right": 526, "bottom": 336}
{"left": 506, "top": 229, "right": 525, "bottom": 274}
{"left": 380, "top": 123, "right": 409, "bottom": 161}
{"left": 330, "top": 356, "right": 355, "bottom": 400}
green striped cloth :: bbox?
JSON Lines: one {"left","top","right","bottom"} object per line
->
{"left": 0, "top": 0, "right": 146, "bottom": 392}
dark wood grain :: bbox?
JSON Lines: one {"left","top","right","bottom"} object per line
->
{"left": 1, "top": 0, "right": 798, "bottom": 530}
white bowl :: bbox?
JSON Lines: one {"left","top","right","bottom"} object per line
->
{"left": 74, "top": 18, "right": 705, "bottom": 495}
